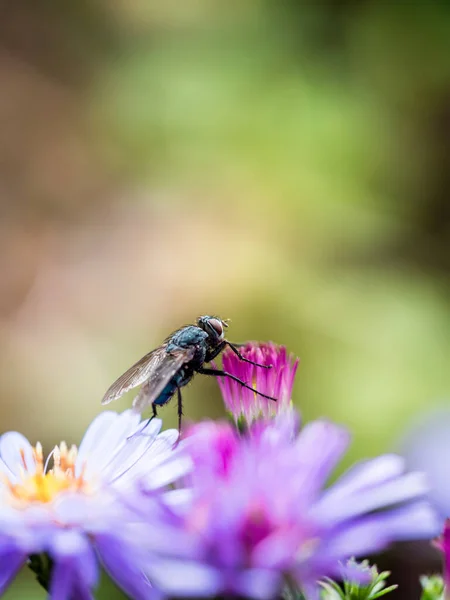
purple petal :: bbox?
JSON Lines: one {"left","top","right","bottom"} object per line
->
{"left": 0, "top": 551, "right": 25, "bottom": 595}
{"left": 148, "top": 558, "right": 222, "bottom": 597}
{"left": 324, "top": 455, "right": 406, "bottom": 501}
{"left": 320, "top": 519, "right": 391, "bottom": 561}
{"left": 252, "top": 529, "right": 302, "bottom": 569}
{"left": 49, "top": 558, "right": 74, "bottom": 600}
{"left": 375, "top": 501, "right": 441, "bottom": 541}
{"left": 48, "top": 536, "right": 99, "bottom": 598}
{"left": 322, "top": 502, "right": 440, "bottom": 560}
{"left": 233, "top": 568, "right": 281, "bottom": 600}
{"left": 95, "top": 533, "right": 157, "bottom": 600}
{"left": 338, "top": 561, "right": 373, "bottom": 585}
{"left": 269, "top": 409, "right": 300, "bottom": 441}
{"left": 0, "top": 432, "right": 36, "bottom": 476}
{"left": 313, "top": 472, "right": 429, "bottom": 524}
{"left": 71, "top": 578, "right": 95, "bottom": 600}
{"left": 293, "top": 421, "right": 350, "bottom": 500}
{"left": 300, "top": 581, "right": 321, "bottom": 600}
{"left": 402, "top": 412, "right": 450, "bottom": 519}
{"left": 48, "top": 531, "right": 99, "bottom": 591}
{"left": 75, "top": 546, "right": 99, "bottom": 590}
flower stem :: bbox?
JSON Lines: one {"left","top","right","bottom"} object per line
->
{"left": 28, "top": 553, "right": 54, "bottom": 592}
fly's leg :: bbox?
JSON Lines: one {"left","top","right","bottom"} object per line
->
{"left": 205, "top": 340, "right": 272, "bottom": 370}
{"left": 177, "top": 386, "right": 183, "bottom": 433}
{"left": 127, "top": 405, "right": 158, "bottom": 440}
{"left": 204, "top": 341, "right": 226, "bottom": 363}
{"left": 226, "top": 342, "right": 272, "bottom": 369}
{"left": 197, "top": 367, "right": 277, "bottom": 402}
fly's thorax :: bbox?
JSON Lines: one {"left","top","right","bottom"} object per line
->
{"left": 165, "top": 325, "right": 208, "bottom": 372}
{"left": 168, "top": 326, "right": 208, "bottom": 350}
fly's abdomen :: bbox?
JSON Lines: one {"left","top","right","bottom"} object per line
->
{"left": 153, "top": 382, "right": 178, "bottom": 406}
{"left": 153, "top": 368, "right": 194, "bottom": 406}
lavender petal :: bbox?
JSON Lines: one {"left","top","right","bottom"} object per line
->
{"left": 148, "top": 558, "right": 222, "bottom": 597}
{"left": 0, "top": 551, "right": 25, "bottom": 595}
{"left": 313, "top": 472, "right": 429, "bottom": 524}
{"left": 95, "top": 533, "right": 157, "bottom": 600}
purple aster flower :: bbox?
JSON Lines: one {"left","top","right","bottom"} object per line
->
{"left": 0, "top": 409, "right": 189, "bottom": 599}
{"left": 216, "top": 342, "right": 299, "bottom": 425}
{"left": 147, "top": 411, "right": 439, "bottom": 600}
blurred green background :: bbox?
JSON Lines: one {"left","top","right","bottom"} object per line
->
{"left": 1, "top": 0, "right": 449, "bottom": 597}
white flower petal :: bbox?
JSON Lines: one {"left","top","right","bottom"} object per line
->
{"left": 76, "top": 412, "right": 118, "bottom": 476}
{"left": 102, "top": 419, "right": 162, "bottom": 482}
{"left": 49, "top": 530, "right": 90, "bottom": 557}
{"left": 82, "top": 411, "right": 144, "bottom": 479}
{"left": 115, "top": 428, "right": 182, "bottom": 487}
{"left": 146, "top": 430, "right": 179, "bottom": 458}
{"left": 161, "top": 488, "right": 193, "bottom": 510}
{"left": 0, "top": 457, "right": 17, "bottom": 483}
{"left": 140, "top": 455, "right": 192, "bottom": 490}
{"left": 0, "top": 432, "right": 36, "bottom": 476}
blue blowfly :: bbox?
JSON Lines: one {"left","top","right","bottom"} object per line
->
{"left": 101, "top": 316, "right": 277, "bottom": 430}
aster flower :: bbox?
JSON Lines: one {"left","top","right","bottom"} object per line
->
{"left": 217, "top": 342, "right": 299, "bottom": 425}
{"left": 0, "top": 409, "right": 188, "bottom": 599}
{"left": 147, "top": 411, "right": 439, "bottom": 600}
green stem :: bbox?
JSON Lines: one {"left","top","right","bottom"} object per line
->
{"left": 28, "top": 553, "right": 54, "bottom": 592}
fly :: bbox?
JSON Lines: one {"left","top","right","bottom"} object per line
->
{"left": 101, "top": 315, "right": 276, "bottom": 431}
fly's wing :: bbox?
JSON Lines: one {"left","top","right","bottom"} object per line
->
{"left": 132, "top": 347, "right": 195, "bottom": 412}
{"left": 101, "top": 346, "right": 169, "bottom": 405}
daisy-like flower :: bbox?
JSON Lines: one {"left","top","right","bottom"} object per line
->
{"left": 217, "top": 342, "right": 299, "bottom": 425}
{"left": 147, "top": 411, "right": 439, "bottom": 600}
{"left": 0, "top": 410, "right": 189, "bottom": 599}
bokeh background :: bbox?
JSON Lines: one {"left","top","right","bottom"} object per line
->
{"left": 1, "top": 0, "right": 449, "bottom": 597}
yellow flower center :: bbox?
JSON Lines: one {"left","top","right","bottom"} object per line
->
{"left": 6, "top": 442, "right": 89, "bottom": 506}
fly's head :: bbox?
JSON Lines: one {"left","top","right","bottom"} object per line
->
{"left": 197, "top": 315, "right": 228, "bottom": 348}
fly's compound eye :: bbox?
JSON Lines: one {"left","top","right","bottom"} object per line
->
{"left": 208, "top": 318, "right": 224, "bottom": 340}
